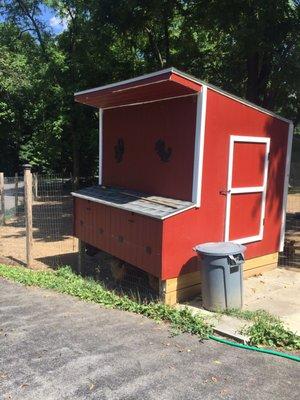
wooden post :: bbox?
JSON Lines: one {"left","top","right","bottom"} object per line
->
{"left": 78, "top": 239, "right": 85, "bottom": 275}
{"left": 24, "top": 164, "right": 33, "bottom": 268}
{"left": 0, "top": 172, "right": 5, "bottom": 226}
{"left": 14, "top": 173, "right": 18, "bottom": 216}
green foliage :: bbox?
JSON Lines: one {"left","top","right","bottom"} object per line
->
{"left": 220, "top": 308, "right": 300, "bottom": 350}
{"left": 0, "top": 1, "right": 299, "bottom": 175}
{"left": 0, "top": 264, "right": 213, "bottom": 339}
{"left": 244, "top": 315, "right": 300, "bottom": 350}
{"left": 0, "top": 264, "right": 299, "bottom": 350}
{"left": 220, "top": 308, "right": 278, "bottom": 322}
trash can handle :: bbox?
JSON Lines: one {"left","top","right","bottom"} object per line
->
{"left": 228, "top": 253, "right": 244, "bottom": 265}
{"left": 228, "top": 255, "right": 236, "bottom": 264}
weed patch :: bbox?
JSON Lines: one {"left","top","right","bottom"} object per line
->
{"left": 1, "top": 264, "right": 299, "bottom": 350}
{"left": 220, "top": 308, "right": 300, "bottom": 350}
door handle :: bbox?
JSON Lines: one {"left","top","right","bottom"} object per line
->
{"left": 219, "top": 189, "right": 231, "bottom": 196}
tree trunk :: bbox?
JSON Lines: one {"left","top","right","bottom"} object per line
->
{"left": 162, "top": 9, "right": 171, "bottom": 66}
{"left": 246, "top": 52, "right": 260, "bottom": 104}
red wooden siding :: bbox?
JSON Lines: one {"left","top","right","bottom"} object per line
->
{"left": 74, "top": 198, "right": 163, "bottom": 277}
{"left": 74, "top": 76, "right": 290, "bottom": 282}
{"left": 103, "top": 95, "right": 197, "bottom": 200}
{"left": 229, "top": 193, "right": 262, "bottom": 240}
{"left": 161, "top": 89, "right": 289, "bottom": 280}
{"left": 232, "top": 142, "right": 266, "bottom": 187}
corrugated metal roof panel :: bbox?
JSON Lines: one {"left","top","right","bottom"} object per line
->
{"left": 71, "top": 186, "right": 195, "bottom": 219}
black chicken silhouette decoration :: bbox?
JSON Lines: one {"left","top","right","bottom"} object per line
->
{"left": 155, "top": 139, "right": 172, "bottom": 162}
{"left": 114, "top": 138, "right": 124, "bottom": 163}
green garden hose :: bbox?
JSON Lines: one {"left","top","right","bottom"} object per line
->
{"left": 209, "top": 335, "right": 300, "bottom": 362}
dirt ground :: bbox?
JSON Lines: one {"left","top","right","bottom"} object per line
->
{"left": 0, "top": 194, "right": 299, "bottom": 271}
{"left": 287, "top": 193, "right": 300, "bottom": 214}
{"left": 0, "top": 196, "right": 78, "bottom": 270}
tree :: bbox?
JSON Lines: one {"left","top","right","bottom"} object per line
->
{"left": 0, "top": 0, "right": 299, "bottom": 177}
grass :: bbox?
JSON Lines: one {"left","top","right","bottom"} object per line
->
{"left": 0, "top": 264, "right": 299, "bottom": 350}
{"left": 0, "top": 264, "right": 213, "bottom": 339}
{"left": 220, "top": 308, "right": 300, "bottom": 350}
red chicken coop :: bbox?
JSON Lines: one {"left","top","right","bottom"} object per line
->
{"left": 72, "top": 68, "right": 293, "bottom": 305}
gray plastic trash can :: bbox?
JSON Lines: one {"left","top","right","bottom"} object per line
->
{"left": 194, "top": 242, "right": 246, "bottom": 311}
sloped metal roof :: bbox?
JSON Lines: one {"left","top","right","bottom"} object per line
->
{"left": 71, "top": 186, "right": 195, "bottom": 220}
{"left": 74, "top": 67, "right": 291, "bottom": 123}
{"left": 74, "top": 69, "right": 201, "bottom": 109}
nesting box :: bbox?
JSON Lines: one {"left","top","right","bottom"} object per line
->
{"left": 72, "top": 68, "right": 293, "bottom": 305}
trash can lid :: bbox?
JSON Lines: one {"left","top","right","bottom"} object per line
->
{"left": 194, "top": 242, "right": 246, "bottom": 256}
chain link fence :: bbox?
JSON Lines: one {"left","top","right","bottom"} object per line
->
{"left": 80, "top": 248, "right": 160, "bottom": 301}
{"left": 279, "top": 188, "right": 300, "bottom": 268}
{"left": 31, "top": 175, "right": 77, "bottom": 268}
{"left": 0, "top": 170, "right": 299, "bottom": 299}
{"left": 0, "top": 175, "right": 25, "bottom": 266}
{"left": 0, "top": 174, "right": 76, "bottom": 269}
{"left": 1, "top": 174, "right": 25, "bottom": 222}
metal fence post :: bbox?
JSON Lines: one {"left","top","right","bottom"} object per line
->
{"left": 24, "top": 164, "right": 33, "bottom": 268}
{"left": 0, "top": 172, "right": 5, "bottom": 225}
{"left": 14, "top": 172, "right": 18, "bottom": 216}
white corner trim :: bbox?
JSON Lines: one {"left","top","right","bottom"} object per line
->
{"left": 75, "top": 68, "right": 174, "bottom": 96}
{"left": 224, "top": 135, "right": 270, "bottom": 244}
{"left": 279, "top": 122, "right": 294, "bottom": 252}
{"left": 98, "top": 109, "right": 103, "bottom": 185}
{"left": 192, "top": 86, "right": 207, "bottom": 207}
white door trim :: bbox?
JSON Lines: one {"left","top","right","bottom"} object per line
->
{"left": 225, "top": 135, "right": 270, "bottom": 244}
{"left": 192, "top": 85, "right": 207, "bottom": 207}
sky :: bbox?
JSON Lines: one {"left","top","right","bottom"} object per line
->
{"left": 39, "top": 4, "right": 68, "bottom": 35}
{"left": 0, "top": 3, "right": 68, "bottom": 35}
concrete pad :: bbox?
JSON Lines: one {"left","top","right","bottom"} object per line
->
{"left": 180, "top": 267, "right": 300, "bottom": 339}
{"left": 244, "top": 267, "right": 300, "bottom": 334}
{"left": 177, "top": 303, "right": 250, "bottom": 344}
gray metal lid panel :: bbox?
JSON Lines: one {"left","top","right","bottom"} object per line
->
{"left": 71, "top": 186, "right": 195, "bottom": 220}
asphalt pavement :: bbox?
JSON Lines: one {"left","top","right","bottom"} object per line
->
{"left": 0, "top": 278, "right": 299, "bottom": 400}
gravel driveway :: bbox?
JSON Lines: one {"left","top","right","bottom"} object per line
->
{"left": 0, "top": 278, "right": 299, "bottom": 400}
